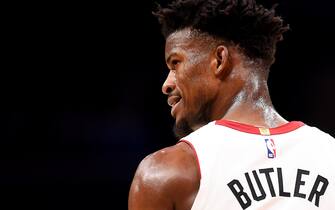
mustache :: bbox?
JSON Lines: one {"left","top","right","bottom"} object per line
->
{"left": 167, "top": 89, "right": 181, "bottom": 97}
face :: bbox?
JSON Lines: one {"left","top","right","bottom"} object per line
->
{"left": 162, "top": 29, "right": 219, "bottom": 138}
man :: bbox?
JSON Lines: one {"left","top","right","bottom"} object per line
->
{"left": 129, "top": 0, "right": 335, "bottom": 209}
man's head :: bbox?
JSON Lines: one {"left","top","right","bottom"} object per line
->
{"left": 154, "top": 0, "right": 288, "bottom": 138}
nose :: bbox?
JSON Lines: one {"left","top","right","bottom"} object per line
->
{"left": 162, "top": 71, "right": 176, "bottom": 95}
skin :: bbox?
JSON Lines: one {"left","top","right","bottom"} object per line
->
{"left": 128, "top": 28, "right": 288, "bottom": 210}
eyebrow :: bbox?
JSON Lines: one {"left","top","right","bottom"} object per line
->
{"left": 165, "top": 52, "right": 177, "bottom": 64}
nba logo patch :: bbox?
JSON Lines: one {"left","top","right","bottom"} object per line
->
{"left": 265, "top": 139, "right": 276, "bottom": 158}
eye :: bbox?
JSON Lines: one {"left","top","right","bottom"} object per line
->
{"left": 171, "top": 59, "right": 180, "bottom": 69}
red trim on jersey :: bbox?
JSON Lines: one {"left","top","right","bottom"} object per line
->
{"left": 178, "top": 139, "right": 202, "bottom": 179}
{"left": 215, "top": 119, "right": 304, "bottom": 135}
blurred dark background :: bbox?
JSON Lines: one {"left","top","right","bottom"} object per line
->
{"left": 2, "top": 0, "right": 335, "bottom": 209}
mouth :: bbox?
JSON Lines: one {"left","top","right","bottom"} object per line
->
{"left": 167, "top": 95, "right": 182, "bottom": 117}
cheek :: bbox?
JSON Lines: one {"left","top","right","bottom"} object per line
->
{"left": 181, "top": 81, "right": 208, "bottom": 111}
{"left": 176, "top": 62, "right": 214, "bottom": 105}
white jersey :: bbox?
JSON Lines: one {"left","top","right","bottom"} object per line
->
{"left": 181, "top": 120, "right": 335, "bottom": 210}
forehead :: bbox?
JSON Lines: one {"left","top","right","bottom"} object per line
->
{"left": 165, "top": 29, "right": 203, "bottom": 58}
{"left": 166, "top": 29, "right": 193, "bottom": 50}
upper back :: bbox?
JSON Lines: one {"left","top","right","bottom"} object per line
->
{"left": 182, "top": 120, "right": 335, "bottom": 210}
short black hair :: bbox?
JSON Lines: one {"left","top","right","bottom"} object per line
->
{"left": 154, "top": 0, "right": 289, "bottom": 66}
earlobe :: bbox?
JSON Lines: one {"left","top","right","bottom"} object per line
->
{"left": 214, "top": 45, "right": 230, "bottom": 78}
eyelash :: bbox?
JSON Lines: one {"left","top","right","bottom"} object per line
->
{"left": 171, "top": 60, "right": 180, "bottom": 69}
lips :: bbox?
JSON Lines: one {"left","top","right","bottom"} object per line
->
{"left": 167, "top": 95, "right": 181, "bottom": 107}
{"left": 167, "top": 95, "right": 182, "bottom": 117}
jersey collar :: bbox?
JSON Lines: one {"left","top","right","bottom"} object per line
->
{"left": 215, "top": 119, "right": 304, "bottom": 135}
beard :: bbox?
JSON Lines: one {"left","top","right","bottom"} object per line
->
{"left": 173, "top": 100, "right": 213, "bottom": 139}
{"left": 173, "top": 119, "right": 193, "bottom": 139}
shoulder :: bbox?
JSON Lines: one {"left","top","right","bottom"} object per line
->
{"left": 301, "top": 124, "right": 335, "bottom": 142}
{"left": 135, "top": 142, "right": 199, "bottom": 189}
{"left": 182, "top": 121, "right": 218, "bottom": 142}
{"left": 129, "top": 142, "right": 200, "bottom": 210}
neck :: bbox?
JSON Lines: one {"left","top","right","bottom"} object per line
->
{"left": 213, "top": 69, "right": 288, "bottom": 128}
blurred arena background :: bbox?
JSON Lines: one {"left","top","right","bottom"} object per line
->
{"left": 1, "top": 0, "right": 334, "bottom": 209}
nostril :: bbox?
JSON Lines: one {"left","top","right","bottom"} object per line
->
{"left": 162, "top": 84, "right": 173, "bottom": 95}
{"left": 162, "top": 71, "right": 176, "bottom": 94}
{"left": 166, "top": 86, "right": 173, "bottom": 94}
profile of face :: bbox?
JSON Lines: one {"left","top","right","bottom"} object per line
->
{"left": 162, "top": 29, "right": 221, "bottom": 138}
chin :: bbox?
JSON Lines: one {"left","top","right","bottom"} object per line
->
{"left": 173, "top": 103, "right": 212, "bottom": 138}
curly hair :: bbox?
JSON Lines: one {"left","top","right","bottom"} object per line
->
{"left": 154, "top": 0, "right": 289, "bottom": 66}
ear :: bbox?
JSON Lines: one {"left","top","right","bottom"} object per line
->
{"left": 212, "top": 45, "right": 230, "bottom": 78}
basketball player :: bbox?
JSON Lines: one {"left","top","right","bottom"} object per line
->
{"left": 129, "top": 0, "right": 335, "bottom": 209}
